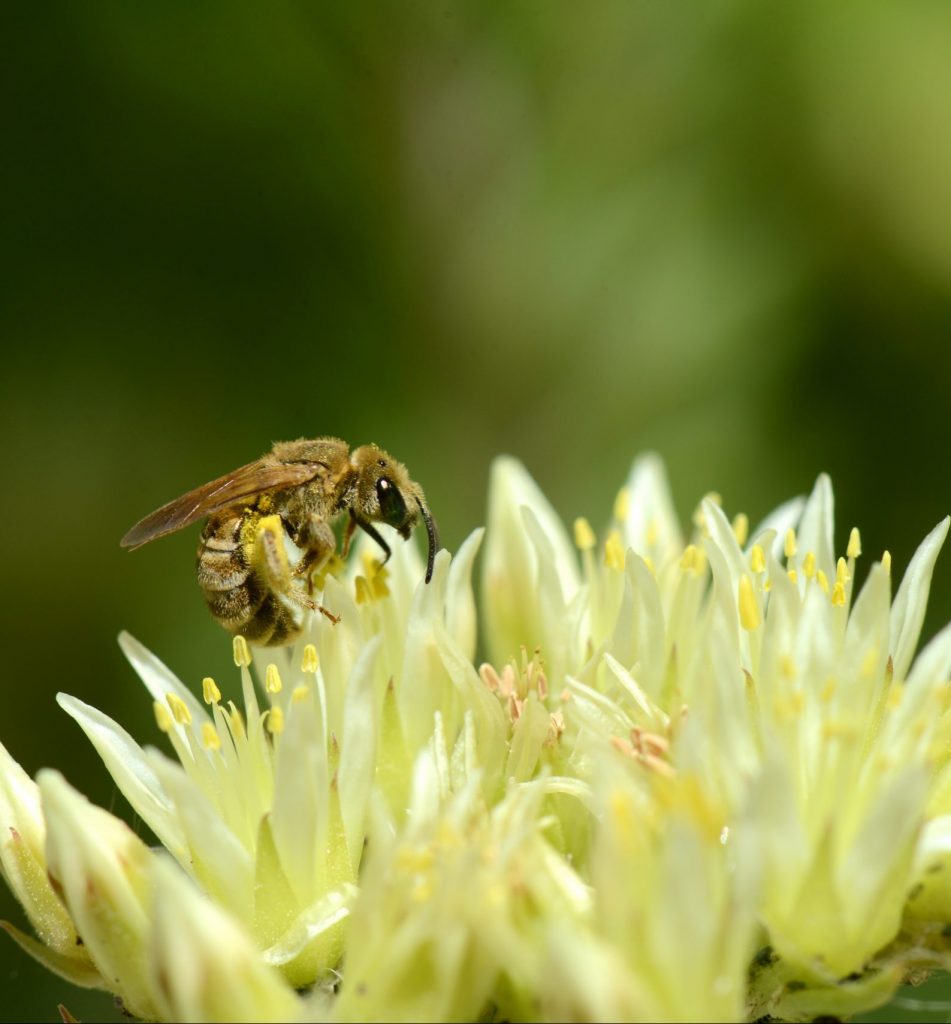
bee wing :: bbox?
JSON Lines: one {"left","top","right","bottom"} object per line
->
{"left": 121, "top": 458, "right": 325, "bottom": 549}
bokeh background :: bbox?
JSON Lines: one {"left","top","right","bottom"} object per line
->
{"left": 4, "top": 3, "right": 951, "bottom": 1020}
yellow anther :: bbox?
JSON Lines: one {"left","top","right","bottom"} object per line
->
{"left": 228, "top": 704, "right": 246, "bottom": 739}
{"left": 371, "top": 574, "right": 390, "bottom": 600}
{"left": 202, "top": 677, "right": 221, "bottom": 705}
{"left": 292, "top": 684, "right": 311, "bottom": 704}
{"left": 763, "top": 576, "right": 772, "bottom": 591}
{"left": 750, "top": 544, "right": 766, "bottom": 574}
{"left": 732, "top": 513, "right": 749, "bottom": 547}
{"left": 153, "top": 700, "right": 173, "bottom": 733}
{"left": 882, "top": 550, "right": 892, "bottom": 575}
{"left": 836, "top": 557, "right": 851, "bottom": 586}
{"left": 301, "top": 644, "right": 319, "bottom": 674}
{"left": 265, "top": 664, "right": 282, "bottom": 694}
{"left": 604, "top": 530, "right": 625, "bottom": 571}
{"left": 787, "top": 569, "right": 798, "bottom": 583}
{"left": 166, "top": 693, "right": 192, "bottom": 726}
{"left": 780, "top": 655, "right": 796, "bottom": 680}
{"left": 738, "top": 575, "right": 761, "bottom": 631}
{"left": 784, "top": 528, "right": 797, "bottom": 560}
{"left": 817, "top": 569, "right": 830, "bottom": 594}
{"left": 645, "top": 519, "right": 659, "bottom": 546}
{"left": 232, "top": 636, "right": 252, "bottom": 668}
{"left": 573, "top": 517, "right": 596, "bottom": 551}
{"left": 354, "top": 576, "right": 372, "bottom": 605}
{"left": 831, "top": 582, "right": 847, "bottom": 607}
{"left": 848, "top": 527, "right": 862, "bottom": 559}
{"left": 613, "top": 487, "right": 630, "bottom": 522}
{"left": 201, "top": 722, "right": 221, "bottom": 751}
{"left": 266, "top": 707, "right": 284, "bottom": 735}
{"left": 680, "top": 544, "right": 699, "bottom": 572}
{"left": 802, "top": 551, "right": 816, "bottom": 579}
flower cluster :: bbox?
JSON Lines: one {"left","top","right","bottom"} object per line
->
{"left": 4, "top": 454, "right": 951, "bottom": 1021}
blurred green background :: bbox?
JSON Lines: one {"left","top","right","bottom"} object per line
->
{"left": 4, "top": 2, "right": 951, "bottom": 1020}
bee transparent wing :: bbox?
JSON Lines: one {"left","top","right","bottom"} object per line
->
{"left": 121, "top": 458, "right": 324, "bottom": 549}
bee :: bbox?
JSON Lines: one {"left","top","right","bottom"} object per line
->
{"left": 121, "top": 438, "right": 439, "bottom": 646}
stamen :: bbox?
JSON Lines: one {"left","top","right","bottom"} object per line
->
{"left": 604, "top": 530, "right": 625, "bottom": 571}
{"left": 201, "top": 722, "right": 221, "bottom": 751}
{"left": 573, "top": 517, "right": 597, "bottom": 551}
{"left": 166, "top": 693, "right": 192, "bottom": 726}
{"left": 848, "top": 527, "right": 862, "bottom": 559}
{"left": 153, "top": 701, "right": 173, "bottom": 733}
{"left": 292, "top": 685, "right": 310, "bottom": 704}
{"left": 836, "top": 557, "right": 851, "bottom": 585}
{"left": 882, "top": 550, "right": 892, "bottom": 575}
{"left": 301, "top": 644, "right": 319, "bottom": 674}
{"left": 354, "top": 576, "right": 372, "bottom": 605}
{"left": 831, "top": 582, "right": 847, "bottom": 607}
{"left": 784, "top": 528, "right": 797, "bottom": 561}
{"left": 738, "top": 575, "right": 761, "bottom": 631}
{"left": 816, "top": 569, "right": 830, "bottom": 594}
{"left": 266, "top": 707, "right": 284, "bottom": 735}
{"left": 202, "top": 677, "right": 221, "bottom": 705}
{"left": 750, "top": 544, "right": 766, "bottom": 573}
{"left": 732, "top": 513, "right": 749, "bottom": 547}
{"left": 265, "top": 664, "right": 282, "bottom": 694}
{"left": 233, "top": 636, "right": 252, "bottom": 668}
{"left": 228, "top": 704, "right": 246, "bottom": 739}
{"left": 802, "top": 551, "right": 816, "bottom": 579}
{"left": 787, "top": 569, "right": 798, "bottom": 583}
{"left": 680, "top": 544, "right": 699, "bottom": 572}
{"left": 613, "top": 486, "right": 630, "bottom": 522}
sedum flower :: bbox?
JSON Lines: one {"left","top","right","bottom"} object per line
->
{"left": 5, "top": 452, "right": 951, "bottom": 1021}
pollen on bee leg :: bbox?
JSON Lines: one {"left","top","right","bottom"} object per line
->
{"left": 153, "top": 701, "right": 173, "bottom": 733}
{"left": 202, "top": 677, "right": 221, "bottom": 705}
{"left": 265, "top": 664, "right": 282, "bottom": 694}
{"left": 201, "top": 722, "right": 221, "bottom": 751}
{"left": 300, "top": 644, "right": 319, "bottom": 674}
{"left": 232, "top": 636, "right": 252, "bottom": 668}
{"left": 166, "top": 693, "right": 192, "bottom": 726}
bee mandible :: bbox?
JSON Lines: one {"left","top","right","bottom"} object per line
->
{"left": 121, "top": 438, "right": 439, "bottom": 646}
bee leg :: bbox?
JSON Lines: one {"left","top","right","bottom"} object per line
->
{"left": 341, "top": 513, "right": 358, "bottom": 559}
{"left": 287, "top": 515, "right": 341, "bottom": 623}
{"left": 257, "top": 517, "right": 340, "bottom": 625}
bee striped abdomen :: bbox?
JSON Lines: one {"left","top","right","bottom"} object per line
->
{"left": 197, "top": 511, "right": 302, "bottom": 646}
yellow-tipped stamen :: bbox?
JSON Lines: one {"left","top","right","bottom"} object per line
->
{"left": 848, "top": 526, "right": 862, "bottom": 559}
{"left": 802, "top": 551, "right": 816, "bottom": 579}
{"left": 832, "top": 582, "right": 847, "bottom": 607}
{"left": 265, "top": 664, "right": 282, "bottom": 694}
{"left": 153, "top": 700, "right": 173, "bottom": 733}
{"left": 604, "top": 529, "right": 625, "bottom": 571}
{"left": 202, "top": 676, "right": 221, "bottom": 705}
{"left": 292, "top": 685, "right": 311, "bottom": 704}
{"left": 680, "top": 544, "right": 699, "bottom": 572}
{"left": 201, "top": 722, "right": 221, "bottom": 751}
{"left": 354, "top": 576, "right": 372, "bottom": 605}
{"left": 836, "top": 557, "right": 851, "bottom": 586}
{"left": 613, "top": 486, "right": 630, "bottom": 522}
{"left": 301, "top": 643, "right": 319, "bottom": 674}
{"left": 787, "top": 569, "right": 798, "bottom": 584}
{"left": 817, "top": 569, "right": 830, "bottom": 594}
{"left": 573, "top": 517, "right": 597, "bottom": 551}
{"left": 266, "top": 707, "right": 284, "bottom": 735}
{"left": 784, "top": 528, "right": 797, "bottom": 561}
{"left": 228, "top": 704, "right": 246, "bottom": 740}
{"left": 166, "top": 693, "right": 192, "bottom": 726}
{"left": 232, "top": 635, "right": 252, "bottom": 668}
{"left": 882, "top": 550, "right": 892, "bottom": 575}
{"left": 738, "top": 575, "right": 761, "bottom": 631}
{"left": 750, "top": 543, "right": 766, "bottom": 573}
{"left": 732, "top": 512, "right": 749, "bottom": 547}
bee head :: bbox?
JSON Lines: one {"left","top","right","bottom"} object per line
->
{"left": 350, "top": 445, "right": 440, "bottom": 582}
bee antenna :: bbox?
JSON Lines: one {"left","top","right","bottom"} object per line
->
{"left": 416, "top": 497, "right": 440, "bottom": 583}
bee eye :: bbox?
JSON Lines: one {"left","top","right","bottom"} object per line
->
{"left": 376, "top": 477, "right": 406, "bottom": 527}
